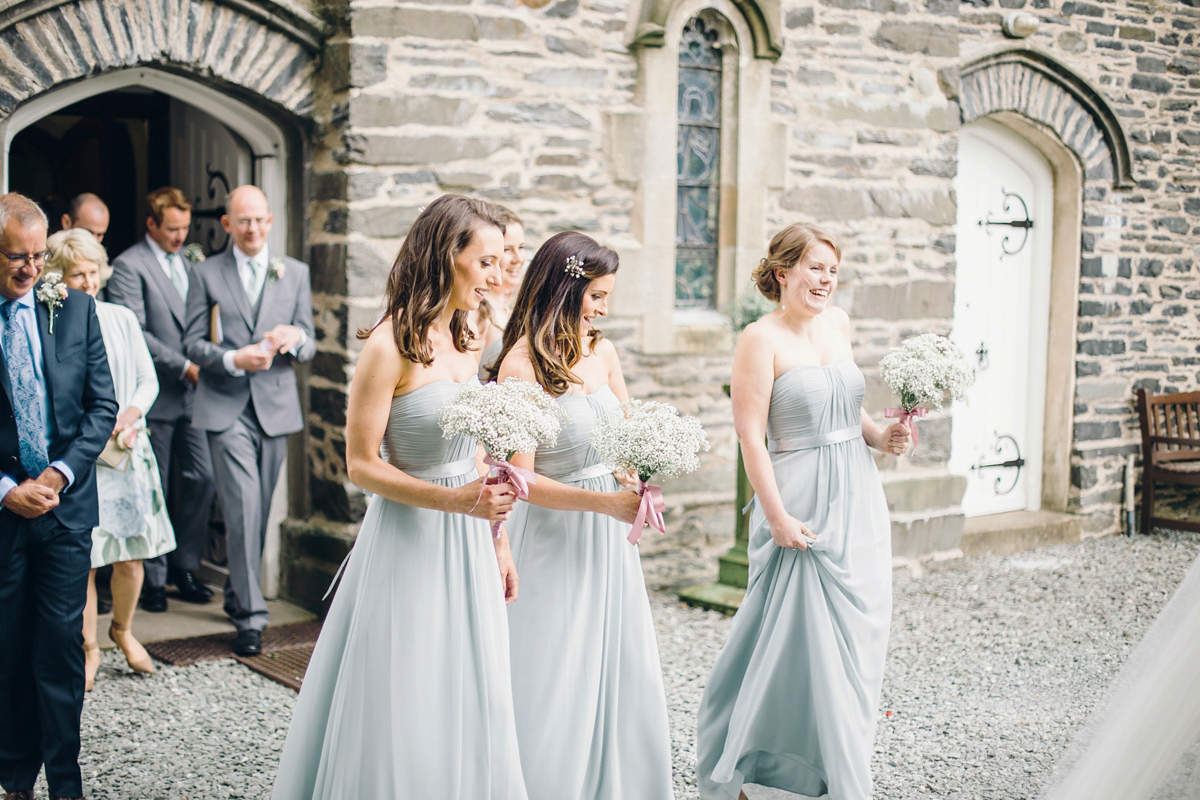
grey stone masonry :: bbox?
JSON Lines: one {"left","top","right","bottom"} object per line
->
{"left": 292, "top": 0, "right": 1200, "bottom": 560}
{"left": 0, "top": 0, "right": 321, "bottom": 117}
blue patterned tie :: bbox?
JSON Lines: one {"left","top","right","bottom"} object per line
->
{"left": 3, "top": 301, "right": 48, "bottom": 476}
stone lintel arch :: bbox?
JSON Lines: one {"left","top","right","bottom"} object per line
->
{"left": 0, "top": 0, "right": 326, "bottom": 121}
{"left": 958, "top": 47, "right": 1134, "bottom": 189}
{"left": 626, "top": 0, "right": 782, "bottom": 60}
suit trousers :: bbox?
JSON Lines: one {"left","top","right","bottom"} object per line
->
{"left": 208, "top": 404, "right": 286, "bottom": 633}
{"left": 144, "top": 413, "right": 216, "bottom": 588}
{"left": 0, "top": 513, "right": 90, "bottom": 798}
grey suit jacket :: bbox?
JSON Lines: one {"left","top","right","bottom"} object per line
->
{"left": 106, "top": 239, "right": 196, "bottom": 422}
{"left": 182, "top": 249, "right": 316, "bottom": 438}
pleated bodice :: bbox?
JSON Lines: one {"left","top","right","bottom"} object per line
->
{"left": 380, "top": 380, "right": 478, "bottom": 479}
{"left": 766, "top": 359, "right": 864, "bottom": 448}
{"left": 533, "top": 385, "right": 619, "bottom": 482}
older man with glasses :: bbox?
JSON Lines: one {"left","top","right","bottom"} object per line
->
{"left": 182, "top": 184, "right": 314, "bottom": 657}
{"left": 0, "top": 192, "right": 117, "bottom": 800}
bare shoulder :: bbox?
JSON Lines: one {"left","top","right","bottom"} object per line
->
{"left": 739, "top": 315, "right": 778, "bottom": 350}
{"left": 825, "top": 305, "right": 851, "bottom": 327}
{"left": 592, "top": 336, "right": 621, "bottom": 364}
{"left": 359, "top": 319, "right": 401, "bottom": 364}
{"left": 497, "top": 341, "right": 537, "bottom": 383}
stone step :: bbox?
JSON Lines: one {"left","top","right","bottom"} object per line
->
{"left": 959, "top": 509, "right": 1082, "bottom": 558}
{"left": 882, "top": 469, "right": 967, "bottom": 514}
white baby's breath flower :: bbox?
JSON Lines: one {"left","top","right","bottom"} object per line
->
{"left": 879, "top": 333, "right": 975, "bottom": 411}
{"left": 438, "top": 378, "right": 568, "bottom": 459}
{"left": 36, "top": 272, "right": 68, "bottom": 334}
{"left": 592, "top": 399, "right": 710, "bottom": 482}
{"left": 182, "top": 243, "right": 206, "bottom": 263}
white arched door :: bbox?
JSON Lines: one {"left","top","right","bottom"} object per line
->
{"left": 950, "top": 120, "right": 1054, "bottom": 517}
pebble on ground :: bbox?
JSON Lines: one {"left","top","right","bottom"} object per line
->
{"left": 50, "top": 531, "right": 1199, "bottom": 800}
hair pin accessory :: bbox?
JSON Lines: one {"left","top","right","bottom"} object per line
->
{"left": 564, "top": 254, "right": 586, "bottom": 279}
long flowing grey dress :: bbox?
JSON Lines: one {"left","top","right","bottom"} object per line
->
{"left": 271, "top": 380, "right": 527, "bottom": 800}
{"left": 506, "top": 385, "right": 674, "bottom": 800}
{"left": 696, "top": 360, "right": 892, "bottom": 800}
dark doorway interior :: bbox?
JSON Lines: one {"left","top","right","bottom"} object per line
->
{"left": 9, "top": 89, "right": 170, "bottom": 258}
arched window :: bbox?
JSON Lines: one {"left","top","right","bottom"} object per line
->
{"left": 675, "top": 14, "right": 724, "bottom": 308}
{"left": 621, "top": 0, "right": 778, "bottom": 351}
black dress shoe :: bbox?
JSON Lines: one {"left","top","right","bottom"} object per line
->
{"left": 232, "top": 629, "right": 262, "bottom": 657}
{"left": 139, "top": 586, "right": 168, "bottom": 613}
{"left": 168, "top": 569, "right": 214, "bottom": 604}
{"left": 4, "top": 790, "right": 33, "bottom": 800}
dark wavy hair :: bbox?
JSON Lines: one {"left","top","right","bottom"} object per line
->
{"left": 488, "top": 231, "right": 619, "bottom": 397}
{"left": 358, "top": 194, "right": 505, "bottom": 365}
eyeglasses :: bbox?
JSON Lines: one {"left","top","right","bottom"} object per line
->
{"left": 232, "top": 217, "right": 270, "bottom": 230}
{"left": 0, "top": 251, "right": 48, "bottom": 268}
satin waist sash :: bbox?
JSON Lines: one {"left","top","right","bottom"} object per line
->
{"left": 768, "top": 425, "right": 862, "bottom": 454}
{"left": 404, "top": 457, "right": 478, "bottom": 482}
{"left": 548, "top": 462, "right": 615, "bottom": 484}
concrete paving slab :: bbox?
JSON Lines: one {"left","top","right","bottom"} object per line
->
{"left": 95, "top": 587, "right": 315, "bottom": 650}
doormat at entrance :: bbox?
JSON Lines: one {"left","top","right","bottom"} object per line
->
{"left": 144, "top": 620, "right": 323, "bottom": 669}
{"left": 235, "top": 645, "right": 315, "bottom": 692}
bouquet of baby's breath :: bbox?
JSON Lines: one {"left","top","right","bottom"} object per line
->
{"left": 439, "top": 378, "right": 568, "bottom": 536}
{"left": 591, "top": 399, "right": 710, "bottom": 543}
{"left": 878, "top": 333, "right": 974, "bottom": 453}
{"left": 879, "top": 333, "right": 974, "bottom": 412}
{"left": 439, "top": 378, "right": 568, "bottom": 460}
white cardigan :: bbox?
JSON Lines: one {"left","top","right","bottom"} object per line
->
{"left": 96, "top": 300, "right": 159, "bottom": 426}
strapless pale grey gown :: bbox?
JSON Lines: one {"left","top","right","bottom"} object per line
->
{"left": 506, "top": 386, "right": 674, "bottom": 800}
{"left": 271, "top": 381, "right": 527, "bottom": 800}
{"left": 696, "top": 361, "right": 892, "bottom": 800}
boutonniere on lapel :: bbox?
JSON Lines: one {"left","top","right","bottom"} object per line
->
{"left": 267, "top": 257, "right": 285, "bottom": 282}
{"left": 36, "top": 271, "right": 68, "bottom": 334}
{"left": 182, "top": 243, "right": 206, "bottom": 263}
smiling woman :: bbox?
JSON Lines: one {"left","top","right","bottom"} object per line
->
{"left": 696, "top": 223, "right": 911, "bottom": 800}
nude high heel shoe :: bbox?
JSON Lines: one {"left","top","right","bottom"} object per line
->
{"left": 83, "top": 642, "right": 101, "bottom": 691}
{"left": 108, "top": 621, "right": 155, "bottom": 675}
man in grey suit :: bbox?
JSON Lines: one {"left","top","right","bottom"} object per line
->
{"left": 107, "top": 187, "right": 215, "bottom": 612}
{"left": 183, "top": 185, "right": 315, "bottom": 656}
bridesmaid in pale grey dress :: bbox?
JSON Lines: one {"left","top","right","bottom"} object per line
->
{"left": 271, "top": 196, "right": 526, "bottom": 800}
{"left": 696, "top": 224, "right": 911, "bottom": 800}
{"left": 490, "top": 231, "right": 672, "bottom": 800}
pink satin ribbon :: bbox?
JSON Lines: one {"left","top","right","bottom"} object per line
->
{"left": 884, "top": 407, "right": 928, "bottom": 453}
{"left": 481, "top": 455, "right": 538, "bottom": 539}
{"left": 628, "top": 482, "right": 666, "bottom": 545}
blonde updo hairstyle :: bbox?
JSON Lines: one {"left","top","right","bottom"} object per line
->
{"left": 751, "top": 223, "right": 841, "bottom": 303}
{"left": 47, "top": 227, "right": 111, "bottom": 285}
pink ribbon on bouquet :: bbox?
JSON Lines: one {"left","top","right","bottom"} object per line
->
{"left": 628, "top": 482, "right": 666, "bottom": 545}
{"left": 883, "top": 407, "right": 928, "bottom": 454}
{"left": 481, "top": 454, "right": 538, "bottom": 539}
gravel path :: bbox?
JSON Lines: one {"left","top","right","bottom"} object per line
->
{"left": 49, "top": 532, "right": 1200, "bottom": 799}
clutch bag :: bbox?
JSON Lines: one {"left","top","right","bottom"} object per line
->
{"left": 97, "top": 435, "right": 131, "bottom": 471}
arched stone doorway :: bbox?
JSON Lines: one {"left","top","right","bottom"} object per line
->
{"left": 951, "top": 47, "right": 1132, "bottom": 542}
{"left": 3, "top": 67, "right": 292, "bottom": 258}
{"left": 0, "top": 0, "right": 326, "bottom": 597}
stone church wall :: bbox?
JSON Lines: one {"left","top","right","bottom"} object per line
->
{"left": 296, "top": 0, "right": 1200, "bottom": 595}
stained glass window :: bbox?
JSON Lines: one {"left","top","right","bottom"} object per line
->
{"left": 676, "top": 15, "right": 723, "bottom": 309}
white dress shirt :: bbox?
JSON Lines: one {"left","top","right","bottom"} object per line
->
{"left": 221, "top": 246, "right": 306, "bottom": 377}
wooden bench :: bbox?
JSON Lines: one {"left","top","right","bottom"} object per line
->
{"left": 1136, "top": 388, "right": 1200, "bottom": 534}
